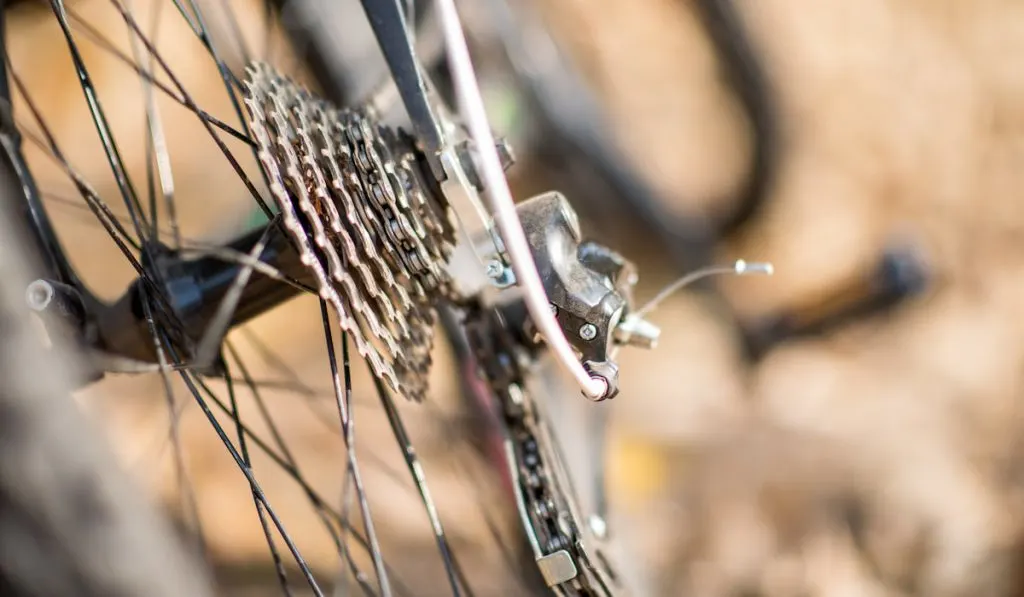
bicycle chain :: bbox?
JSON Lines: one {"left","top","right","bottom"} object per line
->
{"left": 466, "top": 308, "right": 626, "bottom": 596}
{"left": 243, "top": 63, "right": 455, "bottom": 401}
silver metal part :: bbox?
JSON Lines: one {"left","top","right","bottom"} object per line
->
{"left": 537, "top": 550, "right": 579, "bottom": 587}
{"left": 484, "top": 257, "right": 516, "bottom": 288}
{"left": 436, "top": 0, "right": 609, "bottom": 400}
{"left": 466, "top": 308, "right": 635, "bottom": 596}
{"left": 25, "top": 279, "right": 54, "bottom": 311}
{"left": 579, "top": 323, "right": 597, "bottom": 341}
{"left": 524, "top": 359, "right": 631, "bottom": 595}
{"left": 614, "top": 313, "right": 661, "bottom": 349}
{"left": 243, "top": 63, "right": 455, "bottom": 401}
{"left": 516, "top": 192, "right": 639, "bottom": 398}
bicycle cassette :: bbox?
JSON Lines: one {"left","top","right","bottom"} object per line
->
{"left": 243, "top": 62, "right": 457, "bottom": 401}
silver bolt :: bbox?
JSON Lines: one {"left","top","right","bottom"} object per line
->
{"left": 579, "top": 323, "right": 598, "bottom": 341}
{"left": 485, "top": 260, "right": 504, "bottom": 279}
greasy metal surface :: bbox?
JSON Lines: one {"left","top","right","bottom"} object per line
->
{"left": 243, "top": 62, "right": 454, "bottom": 401}
{"left": 516, "top": 192, "right": 631, "bottom": 397}
{"left": 466, "top": 302, "right": 633, "bottom": 596}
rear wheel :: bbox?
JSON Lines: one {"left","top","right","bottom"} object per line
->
{"left": 0, "top": 0, "right": 640, "bottom": 595}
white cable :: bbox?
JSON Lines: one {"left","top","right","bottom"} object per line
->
{"left": 434, "top": 0, "right": 608, "bottom": 399}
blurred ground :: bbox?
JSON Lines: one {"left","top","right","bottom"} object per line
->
{"left": 9, "top": 0, "right": 1024, "bottom": 595}
{"left": 549, "top": 1, "right": 1024, "bottom": 595}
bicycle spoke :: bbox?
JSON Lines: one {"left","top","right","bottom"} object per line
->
{"left": 10, "top": 63, "right": 188, "bottom": 330}
{"left": 38, "top": 187, "right": 144, "bottom": 251}
{"left": 193, "top": 216, "right": 280, "bottom": 367}
{"left": 224, "top": 344, "right": 356, "bottom": 571}
{"left": 371, "top": 375, "right": 470, "bottom": 597}
{"left": 136, "top": 372, "right": 352, "bottom": 478}
{"left": 177, "top": 242, "right": 317, "bottom": 295}
{"left": 138, "top": 287, "right": 209, "bottom": 560}
{"left": 222, "top": 342, "right": 390, "bottom": 596}
{"left": 125, "top": 0, "right": 178, "bottom": 247}
{"left": 174, "top": 0, "right": 275, "bottom": 205}
{"left": 335, "top": 469, "right": 357, "bottom": 596}
{"left": 158, "top": 0, "right": 256, "bottom": 104}
{"left": 141, "top": 0, "right": 162, "bottom": 242}
{"left": 223, "top": 364, "right": 295, "bottom": 597}
{"left": 16, "top": 127, "right": 181, "bottom": 320}
{"left": 216, "top": 0, "right": 253, "bottom": 66}
{"left": 108, "top": 0, "right": 275, "bottom": 218}
{"left": 178, "top": 0, "right": 247, "bottom": 96}
{"left": 322, "top": 301, "right": 393, "bottom": 597}
{"left": 168, "top": 0, "right": 203, "bottom": 40}
{"left": 17, "top": 123, "right": 195, "bottom": 343}
{"left": 235, "top": 328, "right": 386, "bottom": 432}
{"left": 224, "top": 341, "right": 306, "bottom": 475}
{"left": 170, "top": 361, "right": 326, "bottom": 597}
{"left": 229, "top": 333, "right": 452, "bottom": 494}
{"left": 13, "top": 88, "right": 141, "bottom": 253}
{"left": 193, "top": 374, "right": 413, "bottom": 595}
{"left": 43, "top": 190, "right": 194, "bottom": 244}
{"left": 49, "top": 0, "right": 151, "bottom": 248}
{"left": 59, "top": 7, "right": 253, "bottom": 145}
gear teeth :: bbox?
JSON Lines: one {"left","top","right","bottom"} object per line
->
{"left": 243, "top": 62, "right": 454, "bottom": 401}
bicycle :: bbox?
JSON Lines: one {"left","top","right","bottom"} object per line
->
{"left": 0, "top": 0, "right": 772, "bottom": 595}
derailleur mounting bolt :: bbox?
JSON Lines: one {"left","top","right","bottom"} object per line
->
{"left": 579, "top": 323, "right": 597, "bottom": 341}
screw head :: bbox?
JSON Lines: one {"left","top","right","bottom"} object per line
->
{"left": 485, "top": 260, "right": 503, "bottom": 279}
{"left": 579, "top": 323, "right": 598, "bottom": 341}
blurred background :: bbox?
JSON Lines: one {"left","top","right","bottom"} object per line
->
{"left": 8, "top": 0, "right": 1024, "bottom": 595}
